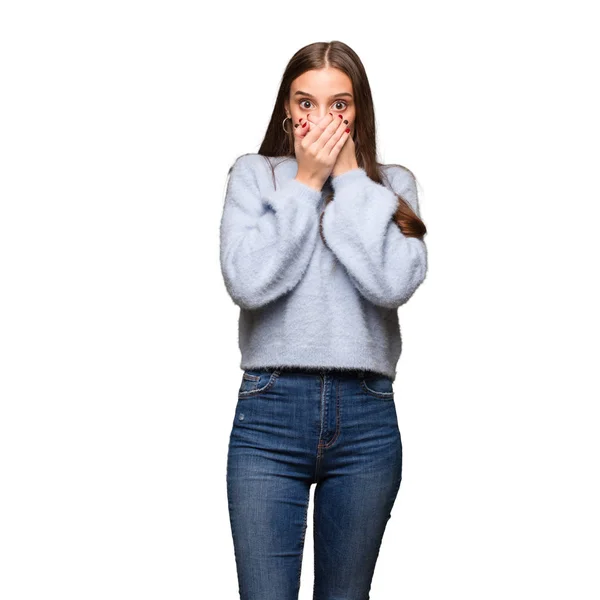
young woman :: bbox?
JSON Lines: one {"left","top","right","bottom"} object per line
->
{"left": 219, "top": 40, "right": 428, "bottom": 600}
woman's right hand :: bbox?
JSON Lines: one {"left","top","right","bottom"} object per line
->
{"left": 293, "top": 113, "right": 351, "bottom": 191}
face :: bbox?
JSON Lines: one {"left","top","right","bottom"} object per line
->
{"left": 285, "top": 67, "right": 356, "bottom": 135}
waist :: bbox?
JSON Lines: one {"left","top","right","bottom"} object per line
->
{"left": 259, "top": 366, "right": 377, "bottom": 379}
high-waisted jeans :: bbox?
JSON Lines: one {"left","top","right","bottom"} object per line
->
{"left": 226, "top": 367, "right": 403, "bottom": 600}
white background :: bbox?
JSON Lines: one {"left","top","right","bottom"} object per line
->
{"left": 1, "top": 1, "right": 599, "bottom": 598}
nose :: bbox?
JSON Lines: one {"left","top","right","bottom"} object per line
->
{"left": 313, "top": 111, "right": 332, "bottom": 123}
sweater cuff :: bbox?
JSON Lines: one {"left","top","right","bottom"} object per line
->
{"left": 331, "top": 167, "right": 369, "bottom": 193}
{"left": 285, "top": 178, "right": 323, "bottom": 206}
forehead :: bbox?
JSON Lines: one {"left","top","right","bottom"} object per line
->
{"left": 291, "top": 68, "right": 353, "bottom": 96}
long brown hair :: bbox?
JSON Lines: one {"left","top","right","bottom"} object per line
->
{"left": 257, "top": 40, "right": 427, "bottom": 242}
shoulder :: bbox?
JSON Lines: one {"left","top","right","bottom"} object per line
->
{"left": 379, "top": 162, "right": 419, "bottom": 213}
{"left": 229, "top": 152, "right": 263, "bottom": 174}
{"left": 379, "top": 162, "right": 416, "bottom": 188}
{"left": 229, "top": 154, "right": 299, "bottom": 193}
{"left": 225, "top": 154, "right": 287, "bottom": 204}
{"left": 228, "top": 153, "right": 287, "bottom": 183}
{"left": 226, "top": 154, "right": 268, "bottom": 194}
{"left": 231, "top": 153, "right": 297, "bottom": 171}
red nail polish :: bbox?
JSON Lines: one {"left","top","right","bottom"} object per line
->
{"left": 345, "top": 128, "right": 350, "bottom": 133}
{"left": 302, "top": 122, "right": 307, "bottom": 128}
{"left": 339, "top": 115, "right": 343, "bottom": 118}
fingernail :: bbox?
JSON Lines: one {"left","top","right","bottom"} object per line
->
{"left": 302, "top": 122, "right": 307, "bottom": 128}
{"left": 339, "top": 115, "right": 343, "bottom": 119}
{"left": 345, "top": 128, "right": 350, "bottom": 133}
{"left": 343, "top": 119, "right": 348, "bottom": 124}
{"left": 295, "top": 124, "right": 299, "bottom": 128}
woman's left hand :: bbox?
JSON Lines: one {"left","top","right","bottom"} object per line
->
{"left": 306, "top": 114, "right": 359, "bottom": 177}
{"left": 331, "top": 131, "right": 359, "bottom": 177}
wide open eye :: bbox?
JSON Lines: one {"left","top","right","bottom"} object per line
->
{"left": 298, "top": 99, "right": 348, "bottom": 111}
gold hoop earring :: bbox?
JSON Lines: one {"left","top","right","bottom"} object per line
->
{"left": 282, "top": 116, "right": 292, "bottom": 134}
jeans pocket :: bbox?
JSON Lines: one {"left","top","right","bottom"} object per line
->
{"left": 360, "top": 372, "right": 394, "bottom": 399}
{"left": 238, "top": 369, "right": 280, "bottom": 398}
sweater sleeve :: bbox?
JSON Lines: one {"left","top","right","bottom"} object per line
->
{"left": 219, "top": 154, "right": 323, "bottom": 310}
{"left": 321, "top": 165, "right": 428, "bottom": 310}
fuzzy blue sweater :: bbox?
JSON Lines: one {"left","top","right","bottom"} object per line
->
{"left": 219, "top": 153, "right": 428, "bottom": 381}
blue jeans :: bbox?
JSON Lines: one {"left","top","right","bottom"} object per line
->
{"left": 226, "top": 367, "right": 403, "bottom": 600}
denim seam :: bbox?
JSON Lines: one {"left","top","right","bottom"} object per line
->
{"left": 319, "top": 379, "right": 341, "bottom": 449}
{"left": 314, "top": 375, "right": 325, "bottom": 475}
{"left": 360, "top": 378, "right": 394, "bottom": 399}
{"left": 242, "top": 372, "right": 261, "bottom": 382}
{"left": 238, "top": 370, "right": 281, "bottom": 398}
{"left": 296, "top": 487, "right": 310, "bottom": 594}
{"left": 317, "top": 374, "right": 327, "bottom": 445}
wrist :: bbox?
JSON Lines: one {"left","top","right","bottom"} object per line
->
{"left": 332, "top": 161, "right": 359, "bottom": 178}
{"left": 294, "top": 174, "right": 324, "bottom": 192}
{"left": 330, "top": 166, "right": 368, "bottom": 192}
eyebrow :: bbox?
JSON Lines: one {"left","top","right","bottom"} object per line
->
{"left": 294, "top": 91, "right": 353, "bottom": 100}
